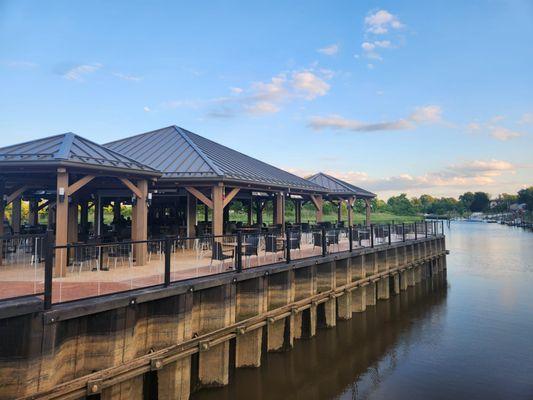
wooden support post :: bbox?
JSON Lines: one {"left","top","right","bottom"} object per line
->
{"left": 12, "top": 196, "right": 21, "bottom": 234}
{"left": 275, "top": 192, "right": 285, "bottom": 226}
{"left": 247, "top": 197, "right": 253, "bottom": 225}
{"left": 256, "top": 199, "right": 263, "bottom": 225}
{"left": 132, "top": 180, "right": 148, "bottom": 266}
{"left": 311, "top": 195, "right": 323, "bottom": 223}
{"left": 80, "top": 201, "right": 88, "bottom": 232}
{"left": 54, "top": 168, "right": 69, "bottom": 277}
{"left": 295, "top": 200, "right": 302, "bottom": 224}
{"left": 113, "top": 201, "right": 121, "bottom": 222}
{"left": 365, "top": 198, "right": 372, "bottom": 226}
{"left": 347, "top": 197, "right": 354, "bottom": 228}
{"left": 0, "top": 180, "right": 4, "bottom": 266}
{"left": 337, "top": 201, "right": 342, "bottom": 223}
{"left": 29, "top": 199, "right": 39, "bottom": 226}
{"left": 187, "top": 192, "right": 197, "bottom": 238}
{"left": 212, "top": 185, "right": 224, "bottom": 237}
{"left": 67, "top": 200, "right": 78, "bottom": 244}
{"left": 204, "top": 203, "right": 209, "bottom": 222}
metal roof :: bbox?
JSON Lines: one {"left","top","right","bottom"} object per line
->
{"left": 306, "top": 172, "right": 376, "bottom": 199}
{"left": 105, "top": 125, "right": 325, "bottom": 192}
{"left": 0, "top": 132, "right": 158, "bottom": 175}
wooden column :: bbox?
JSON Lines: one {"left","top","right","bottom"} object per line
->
{"left": 275, "top": 192, "right": 285, "bottom": 226}
{"left": 247, "top": 198, "right": 253, "bottom": 225}
{"left": 113, "top": 201, "right": 121, "bottom": 222}
{"left": 212, "top": 185, "right": 224, "bottom": 237}
{"left": 365, "top": 198, "right": 372, "bottom": 226}
{"left": 29, "top": 199, "right": 38, "bottom": 226}
{"left": 54, "top": 168, "right": 69, "bottom": 277}
{"left": 12, "top": 196, "right": 21, "bottom": 234}
{"left": 295, "top": 200, "right": 302, "bottom": 224}
{"left": 271, "top": 198, "right": 277, "bottom": 225}
{"left": 80, "top": 201, "right": 88, "bottom": 232}
{"left": 67, "top": 200, "right": 78, "bottom": 244}
{"left": 187, "top": 192, "right": 197, "bottom": 238}
{"left": 337, "top": 201, "right": 342, "bottom": 223}
{"left": 132, "top": 180, "right": 148, "bottom": 265}
{"left": 204, "top": 204, "right": 209, "bottom": 222}
{"left": 0, "top": 180, "right": 4, "bottom": 266}
{"left": 312, "top": 195, "right": 323, "bottom": 223}
{"left": 256, "top": 199, "right": 263, "bottom": 226}
{"left": 347, "top": 197, "right": 354, "bottom": 228}
{"left": 95, "top": 196, "right": 102, "bottom": 236}
{"left": 47, "top": 203, "right": 55, "bottom": 229}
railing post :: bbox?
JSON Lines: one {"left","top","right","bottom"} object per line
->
{"left": 441, "top": 220, "right": 444, "bottom": 235}
{"left": 164, "top": 236, "right": 171, "bottom": 286}
{"left": 370, "top": 224, "right": 374, "bottom": 248}
{"left": 285, "top": 229, "right": 291, "bottom": 264}
{"left": 414, "top": 222, "right": 418, "bottom": 240}
{"left": 388, "top": 223, "right": 392, "bottom": 245}
{"left": 321, "top": 226, "right": 327, "bottom": 256}
{"left": 402, "top": 223, "right": 406, "bottom": 242}
{"left": 236, "top": 231, "right": 243, "bottom": 272}
{"left": 44, "top": 230, "right": 54, "bottom": 310}
{"left": 425, "top": 221, "right": 428, "bottom": 238}
{"left": 348, "top": 226, "right": 353, "bottom": 252}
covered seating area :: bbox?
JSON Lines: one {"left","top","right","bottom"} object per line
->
{"left": 1, "top": 126, "right": 377, "bottom": 302}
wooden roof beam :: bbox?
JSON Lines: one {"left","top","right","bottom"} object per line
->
{"left": 223, "top": 187, "right": 240, "bottom": 208}
{"left": 67, "top": 175, "right": 95, "bottom": 196}
{"left": 185, "top": 186, "right": 213, "bottom": 209}
{"left": 119, "top": 177, "right": 143, "bottom": 198}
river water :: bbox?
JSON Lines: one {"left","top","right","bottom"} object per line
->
{"left": 192, "top": 222, "right": 533, "bottom": 400}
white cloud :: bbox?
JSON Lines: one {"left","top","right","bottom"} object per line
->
{"left": 113, "top": 72, "right": 142, "bottom": 82}
{"left": 63, "top": 63, "right": 102, "bottom": 81}
{"left": 245, "top": 101, "right": 280, "bottom": 115}
{"left": 143, "top": 106, "right": 151, "bottom": 112}
{"left": 309, "top": 105, "right": 442, "bottom": 132}
{"left": 230, "top": 87, "right": 243, "bottom": 94}
{"left": 374, "top": 40, "right": 392, "bottom": 48}
{"left": 291, "top": 71, "right": 330, "bottom": 99}
{"left": 2, "top": 60, "right": 37, "bottom": 69}
{"left": 490, "top": 126, "right": 522, "bottom": 141}
{"left": 365, "top": 10, "right": 404, "bottom": 35}
{"left": 467, "top": 122, "right": 482, "bottom": 133}
{"left": 361, "top": 42, "right": 375, "bottom": 51}
{"left": 318, "top": 44, "right": 339, "bottom": 56}
{"left": 519, "top": 112, "right": 533, "bottom": 125}
{"left": 409, "top": 105, "right": 442, "bottom": 123}
{"left": 367, "top": 63, "right": 375, "bottom": 69}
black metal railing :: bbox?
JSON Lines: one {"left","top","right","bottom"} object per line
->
{"left": 1, "top": 220, "right": 444, "bottom": 307}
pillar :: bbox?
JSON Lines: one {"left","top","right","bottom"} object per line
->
{"left": 255, "top": 199, "right": 263, "bottom": 226}
{"left": 12, "top": 196, "right": 21, "bottom": 234}
{"left": 132, "top": 180, "right": 148, "bottom": 265}
{"left": 295, "top": 200, "right": 302, "bottom": 224}
{"left": 113, "top": 200, "right": 121, "bottom": 222}
{"left": 315, "top": 195, "right": 323, "bottom": 223}
{"left": 187, "top": 193, "right": 196, "bottom": 238}
{"left": 67, "top": 200, "right": 78, "bottom": 245}
{"left": 392, "top": 273, "right": 400, "bottom": 295}
{"left": 377, "top": 277, "right": 390, "bottom": 300}
{"left": 212, "top": 185, "right": 224, "bottom": 237}
{"left": 204, "top": 203, "right": 209, "bottom": 222}
{"left": 400, "top": 270, "right": 408, "bottom": 291}
{"left": 352, "top": 286, "right": 366, "bottom": 312}
{"left": 275, "top": 192, "right": 284, "bottom": 226}
{"left": 347, "top": 197, "right": 354, "bottom": 228}
{"left": 247, "top": 198, "right": 253, "bottom": 225}
{"left": 337, "top": 202, "right": 342, "bottom": 224}
{"left": 54, "top": 168, "right": 69, "bottom": 277}
{"left": 337, "top": 292, "right": 352, "bottom": 320}
{"left": 0, "top": 180, "right": 4, "bottom": 266}
{"left": 324, "top": 297, "right": 336, "bottom": 327}
{"left": 29, "top": 199, "right": 39, "bottom": 226}
{"left": 365, "top": 282, "right": 376, "bottom": 306}
{"left": 80, "top": 201, "right": 88, "bottom": 233}
{"left": 365, "top": 198, "right": 371, "bottom": 226}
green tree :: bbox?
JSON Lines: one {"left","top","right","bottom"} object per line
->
{"left": 470, "top": 192, "right": 490, "bottom": 212}
{"left": 518, "top": 187, "right": 533, "bottom": 210}
{"left": 387, "top": 194, "right": 416, "bottom": 215}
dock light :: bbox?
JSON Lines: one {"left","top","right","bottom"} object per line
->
{"left": 147, "top": 192, "right": 153, "bottom": 206}
{"left": 58, "top": 187, "right": 65, "bottom": 203}
{"left": 131, "top": 195, "right": 137, "bottom": 206}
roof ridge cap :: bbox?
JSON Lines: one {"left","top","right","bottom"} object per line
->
{"left": 54, "top": 132, "right": 75, "bottom": 160}
{"left": 174, "top": 126, "right": 224, "bottom": 177}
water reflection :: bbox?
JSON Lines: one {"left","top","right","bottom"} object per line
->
{"left": 192, "top": 274, "right": 448, "bottom": 400}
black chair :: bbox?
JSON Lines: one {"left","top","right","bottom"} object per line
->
{"left": 243, "top": 235, "right": 259, "bottom": 268}
{"left": 265, "top": 234, "right": 283, "bottom": 262}
{"left": 287, "top": 231, "right": 301, "bottom": 257}
{"left": 326, "top": 230, "right": 339, "bottom": 250}
{"left": 313, "top": 231, "right": 323, "bottom": 251}
{"left": 210, "top": 241, "right": 234, "bottom": 270}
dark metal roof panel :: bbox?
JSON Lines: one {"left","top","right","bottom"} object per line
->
{"left": 105, "top": 126, "right": 325, "bottom": 191}
{"left": 0, "top": 133, "right": 158, "bottom": 174}
{"left": 306, "top": 172, "right": 376, "bottom": 198}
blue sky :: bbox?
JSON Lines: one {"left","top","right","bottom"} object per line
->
{"left": 1, "top": 0, "right": 532, "bottom": 198}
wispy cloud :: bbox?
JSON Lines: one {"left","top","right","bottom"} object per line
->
{"left": 143, "top": 106, "right": 151, "bottom": 112}
{"left": 63, "top": 63, "right": 102, "bottom": 81}
{"left": 519, "top": 112, "right": 533, "bottom": 125}
{"left": 466, "top": 115, "right": 524, "bottom": 141}
{"left": 364, "top": 10, "right": 404, "bottom": 35}
{"left": 490, "top": 126, "right": 522, "bottom": 141}
{"left": 113, "top": 72, "right": 142, "bottom": 82}
{"left": 1, "top": 60, "right": 38, "bottom": 69}
{"left": 317, "top": 44, "right": 339, "bottom": 56}
{"left": 308, "top": 105, "right": 442, "bottom": 132}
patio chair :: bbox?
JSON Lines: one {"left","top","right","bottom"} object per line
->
{"left": 287, "top": 231, "right": 302, "bottom": 257}
{"left": 243, "top": 235, "right": 260, "bottom": 268}
{"left": 326, "top": 230, "right": 340, "bottom": 251}
{"left": 71, "top": 246, "right": 97, "bottom": 274}
{"left": 265, "top": 234, "right": 283, "bottom": 262}
{"left": 210, "top": 241, "right": 234, "bottom": 270}
{"left": 313, "top": 232, "right": 323, "bottom": 251}
{"left": 106, "top": 244, "right": 132, "bottom": 269}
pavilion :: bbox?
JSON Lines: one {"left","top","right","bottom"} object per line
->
{"left": 306, "top": 172, "right": 376, "bottom": 226}
{"left": 0, "top": 126, "right": 376, "bottom": 278}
